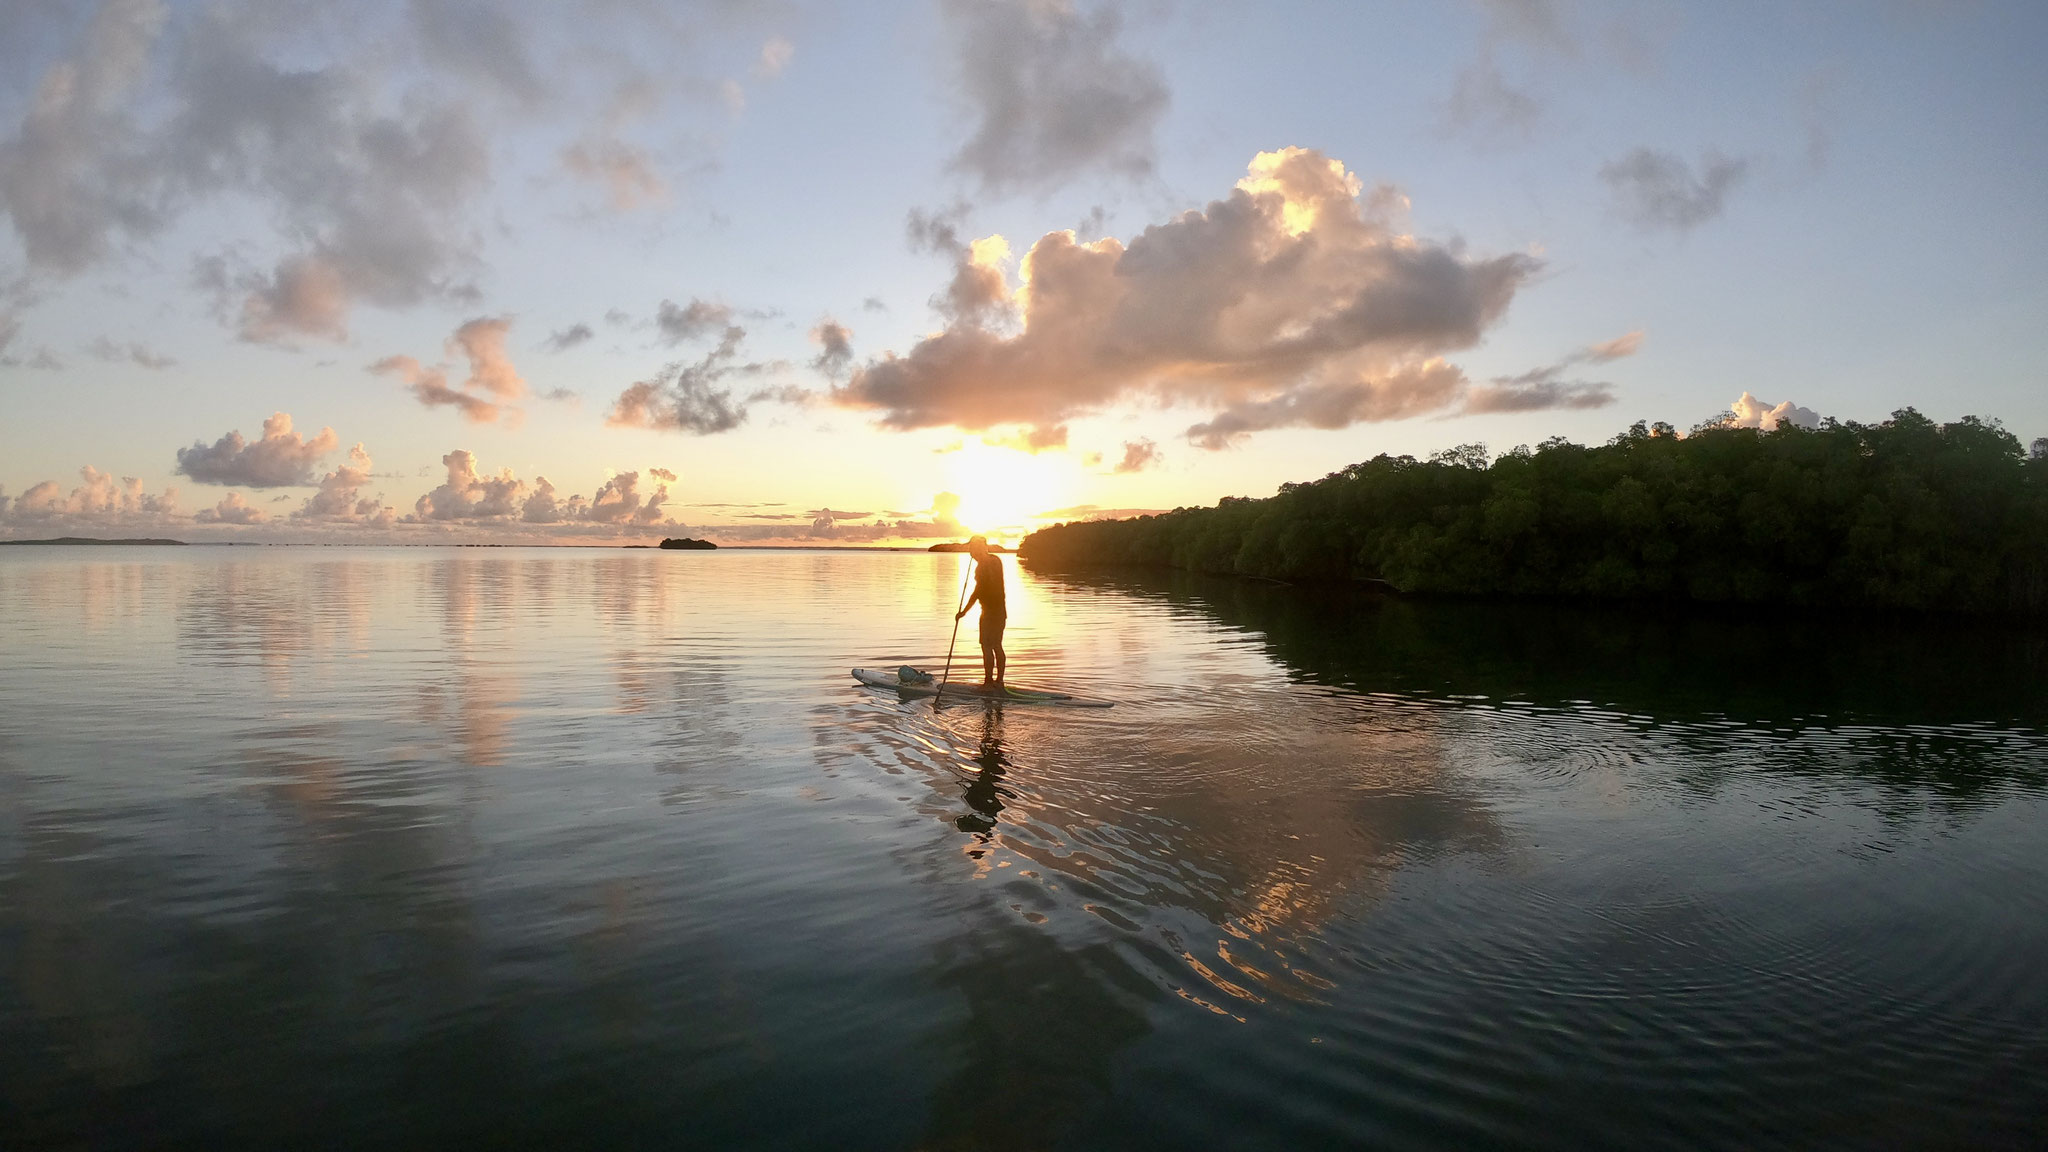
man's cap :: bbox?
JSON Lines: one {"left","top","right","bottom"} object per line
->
{"left": 968, "top": 534, "right": 988, "bottom": 548}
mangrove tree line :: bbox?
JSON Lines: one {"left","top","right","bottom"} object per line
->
{"left": 1019, "top": 411, "right": 2048, "bottom": 614}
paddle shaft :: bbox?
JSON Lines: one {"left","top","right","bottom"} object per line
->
{"left": 936, "top": 556, "right": 974, "bottom": 704}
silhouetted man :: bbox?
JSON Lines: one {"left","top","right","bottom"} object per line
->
{"left": 955, "top": 535, "right": 1006, "bottom": 689}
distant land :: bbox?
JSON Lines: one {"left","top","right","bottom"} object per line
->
{"left": 1021, "top": 410, "right": 2048, "bottom": 616}
{"left": 659, "top": 537, "right": 718, "bottom": 550}
{"left": 928, "top": 541, "right": 1013, "bottom": 553}
{"left": 1, "top": 537, "right": 188, "bottom": 546}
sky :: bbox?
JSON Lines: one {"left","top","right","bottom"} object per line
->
{"left": 1, "top": 0, "right": 2043, "bottom": 544}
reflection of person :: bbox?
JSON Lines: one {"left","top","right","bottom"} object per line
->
{"left": 958, "top": 709, "right": 1010, "bottom": 837}
{"left": 955, "top": 535, "right": 1007, "bottom": 689}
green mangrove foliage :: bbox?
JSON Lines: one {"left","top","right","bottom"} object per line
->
{"left": 1021, "top": 411, "right": 2048, "bottom": 614}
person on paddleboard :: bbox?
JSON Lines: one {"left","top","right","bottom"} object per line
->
{"left": 955, "top": 535, "right": 1007, "bottom": 689}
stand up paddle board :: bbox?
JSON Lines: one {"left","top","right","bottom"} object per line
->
{"left": 851, "top": 668, "right": 1114, "bottom": 708}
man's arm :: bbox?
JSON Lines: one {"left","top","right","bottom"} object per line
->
{"left": 957, "top": 583, "right": 980, "bottom": 619}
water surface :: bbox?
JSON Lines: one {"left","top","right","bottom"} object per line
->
{"left": 2, "top": 547, "right": 2044, "bottom": 1149}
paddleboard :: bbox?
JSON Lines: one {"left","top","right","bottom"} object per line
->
{"left": 851, "top": 668, "right": 1114, "bottom": 708}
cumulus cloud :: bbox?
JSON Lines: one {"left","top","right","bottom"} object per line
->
{"left": 193, "top": 490, "right": 266, "bottom": 524}
{"left": 1, "top": 465, "right": 180, "bottom": 532}
{"left": 942, "top": 0, "right": 1168, "bottom": 192}
{"left": 586, "top": 470, "right": 669, "bottom": 524}
{"left": 1113, "top": 437, "right": 1160, "bottom": 473}
{"left": 405, "top": 449, "right": 679, "bottom": 532}
{"left": 1725, "top": 391, "right": 1820, "bottom": 432}
{"left": 838, "top": 148, "right": 1547, "bottom": 449}
{"left": 608, "top": 323, "right": 789, "bottom": 434}
{"left": 375, "top": 315, "right": 527, "bottom": 423}
{"left": 410, "top": 449, "right": 525, "bottom": 521}
{"left": 86, "top": 335, "right": 175, "bottom": 369}
{"left": 175, "top": 411, "right": 340, "bottom": 487}
{"left": 1602, "top": 148, "right": 1749, "bottom": 232}
{"left": 294, "top": 443, "right": 391, "bottom": 523}
{"left": 649, "top": 467, "right": 676, "bottom": 482}
{"left": 543, "top": 322, "right": 594, "bottom": 352}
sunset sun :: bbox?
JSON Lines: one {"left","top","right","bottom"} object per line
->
{"left": 941, "top": 440, "right": 1075, "bottom": 539}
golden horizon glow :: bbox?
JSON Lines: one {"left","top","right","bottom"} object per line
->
{"left": 939, "top": 440, "right": 1076, "bottom": 540}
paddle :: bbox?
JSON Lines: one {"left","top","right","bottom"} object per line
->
{"left": 935, "top": 554, "right": 973, "bottom": 706}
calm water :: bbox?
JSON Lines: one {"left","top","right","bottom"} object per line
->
{"left": 2, "top": 547, "right": 2045, "bottom": 1150}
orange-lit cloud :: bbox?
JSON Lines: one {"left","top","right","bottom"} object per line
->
{"left": 837, "top": 148, "right": 1546, "bottom": 449}
{"left": 376, "top": 316, "right": 527, "bottom": 424}
{"left": 175, "top": 412, "right": 341, "bottom": 487}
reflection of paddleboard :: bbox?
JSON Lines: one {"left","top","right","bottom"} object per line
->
{"left": 851, "top": 668, "right": 1114, "bottom": 708}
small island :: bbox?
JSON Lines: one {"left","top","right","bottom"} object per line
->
{"left": 929, "top": 541, "right": 1012, "bottom": 553}
{"left": 659, "top": 537, "right": 718, "bottom": 550}
{"left": 1, "top": 537, "right": 189, "bottom": 546}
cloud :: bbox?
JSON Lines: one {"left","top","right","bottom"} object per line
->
{"left": 1584, "top": 329, "right": 1644, "bottom": 361}
{"left": 586, "top": 470, "right": 670, "bottom": 524}
{"left": 755, "top": 36, "right": 794, "bottom": 79}
{"left": 409, "top": 0, "right": 544, "bottom": 107}
{"left": 649, "top": 467, "right": 676, "bottom": 482}
{"left": 0, "top": 0, "right": 169, "bottom": 274}
{"left": 1442, "top": 0, "right": 1581, "bottom": 141}
{"left": 1113, "top": 437, "right": 1160, "bottom": 473}
{"left": 448, "top": 315, "right": 523, "bottom": 398}
{"left": 294, "top": 443, "right": 390, "bottom": 523}
{"left": 1188, "top": 360, "right": 1473, "bottom": 449}
{"left": 655, "top": 297, "right": 734, "bottom": 345}
{"left": 941, "top": 0, "right": 1168, "bottom": 192}
{"left": 1035, "top": 503, "right": 1168, "bottom": 521}
{"left": 1463, "top": 376, "right": 1613, "bottom": 414}
{"left": 170, "top": 15, "right": 494, "bottom": 343}
{"left": 1601, "top": 147, "right": 1749, "bottom": 232}
{"left": 1725, "top": 391, "right": 1820, "bottom": 432}
{"left": 3, "top": 3, "right": 786, "bottom": 341}
{"left": 375, "top": 355, "right": 500, "bottom": 423}
{"left": 1461, "top": 331, "right": 1639, "bottom": 415}
{"left": 376, "top": 315, "right": 527, "bottom": 423}
{"left": 402, "top": 450, "right": 679, "bottom": 531}
{"left": 410, "top": 449, "right": 525, "bottom": 521}
{"left": 809, "top": 319, "right": 853, "bottom": 379}
{"left": 562, "top": 136, "right": 667, "bottom": 211}
{"left": 1, "top": 465, "right": 180, "bottom": 531}
{"left": 1446, "top": 51, "right": 1543, "bottom": 140}
{"left": 193, "top": 490, "right": 266, "bottom": 524}
{"left": 543, "top": 322, "right": 594, "bottom": 351}
{"left": 608, "top": 323, "right": 788, "bottom": 434}
{"left": 837, "top": 148, "right": 1540, "bottom": 448}
{"left": 175, "top": 411, "right": 340, "bottom": 487}
{"left": 86, "top": 335, "right": 175, "bottom": 369}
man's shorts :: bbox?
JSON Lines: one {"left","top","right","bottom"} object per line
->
{"left": 979, "top": 610, "right": 1007, "bottom": 647}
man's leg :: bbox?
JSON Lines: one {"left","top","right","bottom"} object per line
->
{"left": 990, "top": 615, "right": 1007, "bottom": 686}
{"left": 980, "top": 641, "right": 994, "bottom": 686}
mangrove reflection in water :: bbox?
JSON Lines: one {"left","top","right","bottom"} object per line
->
{"left": 2, "top": 547, "right": 2045, "bottom": 1149}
